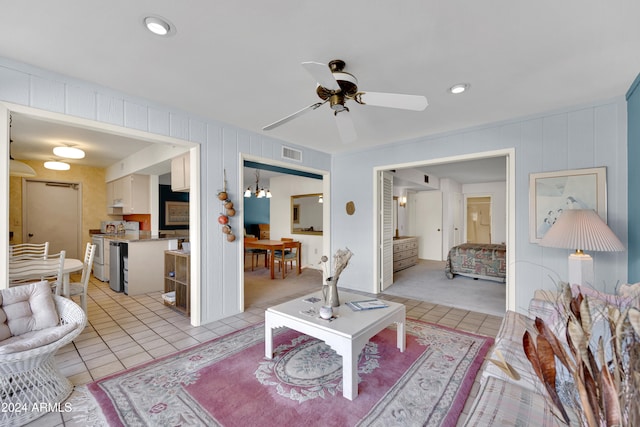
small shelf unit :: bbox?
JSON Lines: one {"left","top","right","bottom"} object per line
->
{"left": 164, "top": 250, "right": 190, "bottom": 315}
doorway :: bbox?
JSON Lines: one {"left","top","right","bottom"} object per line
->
{"left": 2, "top": 102, "right": 202, "bottom": 325}
{"left": 375, "top": 149, "right": 515, "bottom": 313}
{"left": 466, "top": 196, "right": 492, "bottom": 244}
{"left": 24, "top": 180, "right": 82, "bottom": 259}
{"left": 240, "top": 155, "right": 330, "bottom": 310}
{"left": 412, "top": 191, "right": 443, "bottom": 261}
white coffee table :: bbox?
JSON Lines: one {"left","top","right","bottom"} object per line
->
{"left": 265, "top": 291, "right": 406, "bottom": 400}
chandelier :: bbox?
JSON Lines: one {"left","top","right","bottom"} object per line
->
{"left": 244, "top": 170, "right": 272, "bottom": 198}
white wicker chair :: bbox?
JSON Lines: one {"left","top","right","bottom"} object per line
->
{"left": 0, "top": 295, "right": 86, "bottom": 427}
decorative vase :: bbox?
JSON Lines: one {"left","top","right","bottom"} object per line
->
{"left": 319, "top": 305, "right": 333, "bottom": 319}
{"left": 322, "top": 277, "right": 340, "bottom": 308}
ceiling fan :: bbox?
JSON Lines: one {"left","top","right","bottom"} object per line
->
{"left": 263, "top": 59, "right": 428, "bottom": 143}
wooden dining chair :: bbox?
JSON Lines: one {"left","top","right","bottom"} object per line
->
{"left": 244, "top": 237, "right": 267, "bottom": 271}
{"left": 9, "top": 242, "right": 50, "bottom": 260}
{"left": 66, "top": 243, "right": 96, "bottom": 314}
{"left": 274, "top": 239, "right": 298, "bottom": 276}
{"left": 9, "top": 250, "right": 65, "bottom": 289}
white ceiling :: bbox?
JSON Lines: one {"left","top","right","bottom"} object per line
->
{"left": 2, "top": 1, "right": 639, "bottom": 178}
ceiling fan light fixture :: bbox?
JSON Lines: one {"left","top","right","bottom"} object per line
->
{"left": 330, "top": 94, "right": 347, "bottom": 112}
{"left": 449, "top": 83, "right": 470, "bottom": 94}
{"left": 44, "top": 160, "right": 70, "bottom": 171}
{"left": 53, "top": 145, "right": 85, "bottom": 159}
{"left": 144, "top": 16, "right": 174, "bottom": 36}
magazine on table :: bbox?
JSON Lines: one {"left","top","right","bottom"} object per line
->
{"left": 346, "top": 299, "right": 389, "bottom": 311}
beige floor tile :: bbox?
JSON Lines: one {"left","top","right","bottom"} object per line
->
{"left": 121, "top": 352, "right": 154, "bottom": 368}
{"left": 84, "top": 353, "right": 119, "bottom": 370}
{"left": 148, "top": 345, "right": 179, "bottom": 358}
{"left": 90, "top": 360, "right": 126, "bottom": 380}
{"left": 113, "top": 344, "right": 146, "bottom": 359}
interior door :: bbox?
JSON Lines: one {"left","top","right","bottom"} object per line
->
{"left": 414, "top": 190, "right": 443, "bottom": 261}
{"left": 466, "top": 196, "right": 492, "bottom": 244}
{"left": 24, "top": 180, "right": 81, "bottom": 259}
{"left": 380, "top": 171, "right": 393, "bottom": 290}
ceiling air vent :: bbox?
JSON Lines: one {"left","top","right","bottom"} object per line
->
{"left": 281, "top": 146, "right": 302, "bottom": 162}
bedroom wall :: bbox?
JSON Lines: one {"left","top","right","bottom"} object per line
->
{"left": 332, "top": 97, "right": 628, "bottom": 314}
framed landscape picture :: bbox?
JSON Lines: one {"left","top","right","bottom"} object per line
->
{"left": 529, "top": 167, "right": 607, "bottom": 243}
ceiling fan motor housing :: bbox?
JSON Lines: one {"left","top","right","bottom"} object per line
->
{"left": 316, "top": 59, "right": 358, "bottom": 105}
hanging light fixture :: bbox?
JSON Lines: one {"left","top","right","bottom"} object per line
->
{"left": 53, "top": 145, "right": 85, "bottom": 159}
{"left": 244, "top": 170, "right": 272, "bottom": 198}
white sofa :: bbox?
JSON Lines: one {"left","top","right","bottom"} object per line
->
{"left": 463, "top": 284, "right": 640, "bottom": 426}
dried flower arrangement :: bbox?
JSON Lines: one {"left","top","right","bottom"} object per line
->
{"left": 319, "top": 247, "right": 353, "bottom": 281}
{"left": 523, "top": 283, "right": 640, "bottom": 426}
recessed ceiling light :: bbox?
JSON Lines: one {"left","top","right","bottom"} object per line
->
{"left": 53, "top": 146, "right": 85, "bottom": 159}
{"left": 449, "top": 84, "right": 470, "bottom": 94}
{"left": 144, "top": 16, "right": 174, "bottom": 36}
{"left": 44, "top": 161, "right": 70, "bottom": 171}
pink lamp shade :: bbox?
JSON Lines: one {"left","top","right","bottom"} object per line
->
{"left": 538, "top": 209, "right": 624, "bottom": 252}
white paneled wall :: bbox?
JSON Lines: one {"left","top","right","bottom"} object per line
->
{"left": 0, "top": 57, "right": 331, "bottom": 326}
{"left": 269, "top": 175, "right": 324, "bottom": 269}
{"left": 332, "top": 98, "right": 627, "bottom": 314}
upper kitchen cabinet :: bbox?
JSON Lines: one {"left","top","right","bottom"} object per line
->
{"left": 171, "top": 152, "right": 190, "bottom": 192}
{"left": 107, "top": 174, "right": 150, "bottom": 215}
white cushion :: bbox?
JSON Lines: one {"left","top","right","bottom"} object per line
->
{"left": 0, "top": 322, "right": 76, "bottom": 354}
{"left": 0, "top": 281, "right": 59, "bottom": 336}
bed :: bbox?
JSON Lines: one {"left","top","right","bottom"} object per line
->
{"left": 445, "top": 243, "right": 506, "bottom": 283}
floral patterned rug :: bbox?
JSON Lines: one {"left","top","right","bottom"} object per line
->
{"left": 80, "top": 319, "right": 493, "bottom": 427}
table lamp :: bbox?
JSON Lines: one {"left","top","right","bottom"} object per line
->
{"left": 538, "top": 209, "right": 624, "bottom": 286}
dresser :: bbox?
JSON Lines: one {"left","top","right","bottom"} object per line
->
{"left": 258, "top": 223, "right": 270, "bottom": 240}
{"left": 393, "top": 236, "right": 418, "bottom": 272}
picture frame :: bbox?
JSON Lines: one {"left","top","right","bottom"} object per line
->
{"left": 165, "top": 201, "right": 189, "bottom": 226}
{"left": 529, "top": 167, "right": 607, "bottom": 243}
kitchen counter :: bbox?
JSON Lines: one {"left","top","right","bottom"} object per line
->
{"left": 99, "top": 232, "right": 179, "bottom": 243}
{"left": 104, "top": 235, "right": 179, "bottom": 296}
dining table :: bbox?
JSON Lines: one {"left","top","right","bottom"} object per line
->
{"left": 9, "top": 257, "right": 84, "bottom": 298}
{"left": 244, "top": 239, "right": 301, "bottom": 279}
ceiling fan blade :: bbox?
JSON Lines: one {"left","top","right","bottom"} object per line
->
{"left": 301, "top": 61, "right": 340, "bottom": 91}
{"left": 334, "top": 110, "right": 357, "bottom": 143}
{"left": 263, "top": 101, "right": 327, "bottom": 131}
{"left": 355, "top": 91, "right": 428, "bottom": 111}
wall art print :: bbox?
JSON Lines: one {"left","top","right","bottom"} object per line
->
{"left": 529, "top": 167, "right": 607, "bottom": 243}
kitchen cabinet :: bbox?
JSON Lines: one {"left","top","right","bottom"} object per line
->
{"left": 393, "top": 236, "right": 418, "bottom": 272}
{"left": 123, "top": 238, "right": 177, "bottom": 295}
{"left": 107, "top": 174, "right": 150, "bottom": 215}
{"left": 164, "top": 250, "right": 190, "bottom": 315}
{"left": 171, "top": 152, "right": 190, "bottom": 192}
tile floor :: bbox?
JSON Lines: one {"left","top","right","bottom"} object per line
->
{"left": 26, "top": 274, "right": 503, "bottom": 426}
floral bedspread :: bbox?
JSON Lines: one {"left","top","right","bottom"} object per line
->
{"left": 445, "top": 243, "right": 506, "bottom": 283}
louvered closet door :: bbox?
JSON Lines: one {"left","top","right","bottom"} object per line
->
{"left": 380, "top": 171, "right": 393, "bottom": 290}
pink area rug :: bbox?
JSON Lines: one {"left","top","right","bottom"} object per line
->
{"left": 87, "top": 319, "right": 493, "bottom": 426}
